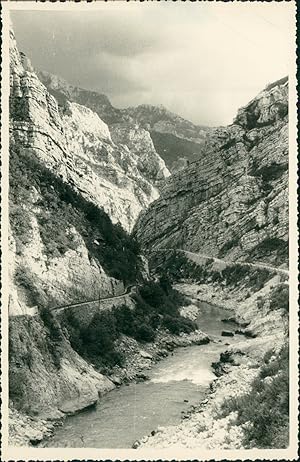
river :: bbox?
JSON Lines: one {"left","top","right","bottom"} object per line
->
{"left": 43, "top": 300, "right": 241, "bottom": 448}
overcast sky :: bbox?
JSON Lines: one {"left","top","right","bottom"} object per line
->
{"left": 10, "top": 2, "right": 294, "bottom": 126}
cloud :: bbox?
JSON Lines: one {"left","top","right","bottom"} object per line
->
{"left": 10, "top": 2, "right": 294, "bottom": 126}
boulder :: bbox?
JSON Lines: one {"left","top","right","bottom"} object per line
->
{"left": 110, "top": 375, "right": 122, "bottom": 386}
{"left": 221, "top": 330, "right": 234, "bottom": 337}
{"left": 139, "top": 350, "right": 153, "bottom": 359}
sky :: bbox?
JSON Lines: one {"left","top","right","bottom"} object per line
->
{"left": 10, "top": 2, "right": 294, "bottom": 126}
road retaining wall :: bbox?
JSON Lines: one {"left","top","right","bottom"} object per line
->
{"left": 56, "top": 294, "right": 134, "bottom": 327}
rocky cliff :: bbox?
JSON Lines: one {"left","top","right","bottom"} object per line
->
{"left": 11, "top": 32, "right": 169, "bottom": 235}
{"left": 8, "top": 28, "right": 153, "bottom": 431}
{"left": 38, "top": 71, "right": 211, "bottom": 173}
{"left": 135, "top": 77, "right": 289, "bottom": 267}
{"left": 9, "top": 26, "right": 168, "bottom": 317}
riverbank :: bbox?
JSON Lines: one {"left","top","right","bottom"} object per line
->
{"left": 136, "top": 278, "right": 287, "bottom": 449}
{"left": 9, "top": 320, "right": 209, "bottom": 447}
{"left": 38, "top": 296, "right": 239, "bottom": 448}
{"left": 10, "top": 273, "right": 287, "bottom": 448}
{"left": 109, "top": 327, "right": 210, "bottom": 386}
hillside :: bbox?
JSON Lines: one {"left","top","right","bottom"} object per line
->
{"left": 8, "top": 26, "right": 290, "bottom": 451}
{"left": 11, "top": 39, "right": 169, "bottom": 236}
{"left": 8, "top": 29, "right": 204, "bottom": 443}
{"left": 134, "top": 77, "right": 289, "bottom": 267}
{"left": 38, "top": 71, "right": 211, "bottom": 172}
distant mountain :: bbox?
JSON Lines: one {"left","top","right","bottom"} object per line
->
{"left": 38, "top": 71, "right": 212, "bottom": 172}
{"left": 123, "top": 103, "right": 210, "bottom": 143}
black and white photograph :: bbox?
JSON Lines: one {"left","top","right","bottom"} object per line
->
{"left": 0, "top": 1, "right": 298, "bottom": 460}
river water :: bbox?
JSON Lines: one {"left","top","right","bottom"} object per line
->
{"left": 44, "top": 300, "right": 239, "bottom": 448}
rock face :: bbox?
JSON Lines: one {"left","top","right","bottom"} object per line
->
{"left": 9, "top": 315, "right": 115, "bottom": 423}
{"left": 135, "top": 77, "right": 288, "bottom": 267}
{"left": 38, "top": 71, "right": 211, "bottom": 173}
{"left": 8, "top": 28, "right": 158, "bottom": 429}
{"left": 11, "top": 30, "right": 169, "bottom": 234}
{"left": 8, "top": 28, "right": 161, "bottom": 317}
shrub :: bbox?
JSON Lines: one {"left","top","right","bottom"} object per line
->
{"left": 139, "top": 281, "right": 166, "bottom": 309}
{"left": 14, "top": 267, "right": 41, "bottom": 307}
{"left": 162, "top": 314, "right": 197, "bottom": 335}
{"left": 134, "top": 324, "right": 156, "bottom": 342}
{"left": 269, "top": 284, "right": 289, "bottom": 313}
{"left": 219, "top": 237, "right": 239, "bottom": 256}
{"left": 255, "top": 162, "right": 288, "bottom": 182}
{"left": 61, "top": 309, "right": 84, "bottom": 354}
{"left": 79, "top": 311, "right": 123, "bottom": 369}
{"left": 248, "top": 238, "right": 288, "bottom": 266}
{"left": 220, "top": 344, "right": 289, "bottom": 448}
{"left": 159, "top": 274, "right": 172, "bottom": 294}
{"left": 39, "top": 307, "right": 64, "bottom": 369}
{"left": 39, "top": 307, "right": 64, "bottom": 342}
{"left": 114, "top": 304, "right": 137, "bottom": 337}
{"left": 9, "top": 147, "right": 140, "bottom": 284}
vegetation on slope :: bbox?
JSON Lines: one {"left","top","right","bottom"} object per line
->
{"left": 61, "top": 278, "right": 197, "bottom": 373}
{"left": 9, "top": 311, "right": 66, "bottom": 410}
{"left": 9, "top": 147, "right": 140, "bottom": 284}
{"left": 247, "top": 237, "right": 288, "bottom": 267}
{"left": 152, "top": 251, "right": 276, "bottom": 291}
{"left": 220, "top": 343, "right": 289, "bottom": 448}
{"left": 154, "top": 251, "right": 289, "bottom": 449}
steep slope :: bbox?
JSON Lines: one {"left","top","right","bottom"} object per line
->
{"left": 8, "top": 29, "right": 147, "bottom": 429}
{"left": 38, "top": 71, "right": 211, "bottom": 172}
{"left": 11, "top": 34, "right": 169, "bottom": 235}
{"left": 135, "top": 77, "right": 288, "bottom": 267}
{"left": 10, "top": 28, "right": 159, "bottom": 315}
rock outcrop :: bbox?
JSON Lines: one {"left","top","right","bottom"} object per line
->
{"left": 135, "top": 78, "right": 288, "bottom": 267}
{"left": 8, "top": 28, "right": 151, "bottom": 426}
{"left": 9, "top": 315, "right": 115, "bottom": 422}
{"left": 38, "top": 71, "right": 211, "bottom": 173}
{"left": 11, "top": 30, "right": 169, "bottom": 234}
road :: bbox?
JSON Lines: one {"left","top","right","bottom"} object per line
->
{"left": 43, "top": 247, "right": 289, "bottom": 315}
{"left": 149, "top": 248, "right": 289, "bottom": 277}
{"left": 51, "top": 285, "right": 135, "bottom": 314}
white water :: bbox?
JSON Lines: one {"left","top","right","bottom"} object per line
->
{"left": 44, "top": 300, "right": 240, "bottom": 448}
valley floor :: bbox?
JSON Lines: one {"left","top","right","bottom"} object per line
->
{"left": 137, "top": 281, "right": 287, "bottom": 450}
{"left": 8, "top": 319, "right": 209, "bottom": 447}
{"left": 9, "top": 273, "right": 288, "bottom": 449}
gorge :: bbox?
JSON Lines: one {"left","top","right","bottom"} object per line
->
{"left": 8, "top": 27, "right": 289, "bottom": 451}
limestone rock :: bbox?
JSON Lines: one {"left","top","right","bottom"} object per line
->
{"left": 38, "top": 71, "right": 212, "bottom": 173}
{"left": 9, "top": 315, "right": 115, "bottom": 420}
{"left": 10, "top": 29, "right": 169, "bottom": 233}
{"left": 135, "top": 78, "right": 288, "bottom": 267}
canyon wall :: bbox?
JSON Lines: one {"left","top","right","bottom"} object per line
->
{"left": 135, "top": 77, "right": 288, "bottom": 267}
{"left": 8, "top": 29, "right": 152, "bottom": 425}
{"left": 9, "top": 29, "right": 159, "bottom": 316}
{"left": 38, "top": 71, "right": 211, "bottom": 172}
{"left": 11, "top": 30, "right": 169, "bottom": 234}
